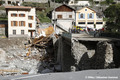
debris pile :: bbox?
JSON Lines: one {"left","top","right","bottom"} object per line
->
{"left": 0, "top": 26, "right": 58, "bottom": 76}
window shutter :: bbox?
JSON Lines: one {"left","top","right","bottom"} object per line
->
{"left": 79, "top": 13, "right": 81, "bottom": 19}
{"left": 24, "top": 14, "right": 25, "bottom": 17}
{"left": 19, "top": 21, "right": 21, "bottom": 26}
{"left": 92, "top": 13, "right": 94, "bottom": 19}
{"left": 83, "top": 14, "right": 85, "bottom": 19}
{"left": 24, "top": 21, "right": 25, "bottom": 27}
{"left": 31, "top": 24, "right": 32, "bottom": 28}
{"left": 11, "top": 21, "right": 13, "bottom": 26}
{"left": 19, "top": 14, "right": 21, "bottom": 17}
{"left": 16, "top": 21, "right": 18, "bottom": 26}
{"left": 87, "top": 13, "right": 89, "bottom": 19}
{"left": 11, "top": 14, "right": 13, "bottom": 17}
{"left": 32, "top": 16, "right": 33, "bottom": 20}
{"left": 16, "top": 14, "right": 17, "bottom": 17}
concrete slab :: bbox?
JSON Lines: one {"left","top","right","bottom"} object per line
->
{"left": 72, "top": 33, "right": 120, "bottom": 41}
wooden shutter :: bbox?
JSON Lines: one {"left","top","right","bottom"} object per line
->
{"left": 11, "top": 14, "right": 13, "bottom": 17}
{"left": 24, "top": 21, "right": 25, "bottom": 27}
{"left": 19, "top": 21, "right": 21, "bottom": 26}
{"left": 16, "top": 21, "right": 18, "bottom": 26}
{"left": 11, "top": 21, "right": 13, "bottom": 26}
{"left": 24, "top": 14, "right": 25, "bottom": 17}
{"left": 30, "top": 23, "right": 32, "bottom": 28}
{"left": 32, "top": 16, "right": 33, "bottom": 20}
{"left": 19, "top": 14, "right": 21, "bottom": 17}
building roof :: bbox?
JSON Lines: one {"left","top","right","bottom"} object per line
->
{"left": 54, "top": 4, "right": 75, "bottom": 12}
{"left": 5, "top": 6, "right": 32, "bottom": 10}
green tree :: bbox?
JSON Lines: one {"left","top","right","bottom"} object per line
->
{"left": 104, "top": 4, "right": 120, "bottom": 30}
{"left": 100, "top": 0, "right": 113, "bottom": 5}
{"left": 106, "top": 0, "right": 113, "bottom": 5}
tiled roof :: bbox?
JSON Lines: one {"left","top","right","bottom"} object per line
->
{"left": 5, "top": 6, "right": 31, "bottom": 9}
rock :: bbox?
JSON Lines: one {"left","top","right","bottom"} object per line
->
{"left": 0, "top": 48, "right": 6, "bottom": 63}
{"left": 72, "top": 41, "right": 87, "bottom": 65}
{"left": 93, "top": 42, "right": 115, "bottom": 69}
{"left": 70, "top": 66, "right": 76, "bottom": 72}
{"left": 29, "top": 67, "right": 38, "bottom": 74}
{"left": 54, "top": 65, "right": 61, "bottom": 71}
{"left": 41, "top": 68, "right": 53, "bottom": 73}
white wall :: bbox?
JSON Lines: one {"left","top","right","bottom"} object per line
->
{"left": 52, "top": 11, "right": 75, "bottom": 33}
{"left": 8, "top": 8, "right": 36, "bottom": 37}
{"left": 28, "top": 8, "right": 36, "bottom": 30}
{"left": 52, "top": 11, "right": 75, "bottom": 20}
{"left": 24, "top": 0, "right": 48, "bottom": 3}
{"left": 68, "top": 0, "right": 90, "bottom": 6}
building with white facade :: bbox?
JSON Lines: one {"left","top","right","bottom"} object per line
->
{"left": 23, "top": 0, "right": 48, "bottom": 3}
{"left": 52, "top": 4, "right": 75, "bottom": 34}
{"left": 76, "top": 7, "right": 105, "bottom": 30}
{"left": 5, "top": 6, "right": 36, "bottom": 37}
{"left": 68, "top": 0, "right": 90, "bottom": 6}
{"left": 3, "top": 0, "right": 48, "bottom": 6}
{"left": 3, "top": 0, "right": 23, "bottom": 6}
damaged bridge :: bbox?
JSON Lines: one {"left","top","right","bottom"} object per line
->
{"left": 54, "top": 33, "right": 120, "bottom": 72}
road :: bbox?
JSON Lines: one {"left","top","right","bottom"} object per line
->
{"left": 72, "top": 33, "right": 120, "bottom": 41}
{"left": 1, "top": 69, "right": 120, "bottom": 80}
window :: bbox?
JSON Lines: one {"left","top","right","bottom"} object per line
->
{"left": 8, "top": 1, "right": 11, "bottom": 4}
{"left": 71, "top": 1, "right": 73, "bottom": 4}
{"left": 19, "top": 21, "right": 25, "bottom": 26}
{"left": 13, "top": 30, "right": 16, "bottom": 35}
{"left": 96, "top": 22, "right": 103, "bottom": 24}
{"left": 16, "top": 1, "right": 19, "bottom": 5}
{"left": 19, "top": 14, "right": 25, "bottom": 17}
{"left": 79, "top": 13, "right": 85, "bottom": 19}
{"left": 57, "top": 15, "right": 62, "bottom": 19}
{"left": 87, "top": 22, "right": 94, "bottom": 24}
{"left": 21, "top": 30, "right": 24, "bottom": 35}
{"left": 78, "top": 22, "right": 85, "bottom": 24}
{"left": 11, "top": 21, "right": 18, "bottom": 26}
{"left": 80, "top": 13, "right": 83, "bottom": 18}
{"left": 28, "top": 16, "right": 33, "bottom": 20}
{"left": 28, "top": 23, "right": 32, "bottom": 28}
{"left": 89, "top": 13, "right": 92, "bottom": 18}
{"left": 85, "top": 9, "right": 87, "bottom": 11}
{"left": 11, "top": 13, "right": 17, "bottom": 17}
{"left": 69, "top": 15, "right": 72, "bottom": 18}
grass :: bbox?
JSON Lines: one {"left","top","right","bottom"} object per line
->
{"left": 22, "top": 2, "right": 49, "bottom": 8}
{"left": 103, "top": 18, "right": 108, "bottom": 21}
{"left": 0, "top": 17, "right": 8, "bottom": 21}
{"left": 0, "top": 6, "right": 5, "bottom": 10}
{"left": 22, "top": 2, "right": 52, "bottom": 23}
{"left": 36, "top": 10, "right": 51, "bottom": 23}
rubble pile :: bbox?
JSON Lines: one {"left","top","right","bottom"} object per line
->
{"left": 0, "top": 26, "right": 58, "bottom": 76}
{"left": 0, "top": 38, "right": 56, "bottom": 76}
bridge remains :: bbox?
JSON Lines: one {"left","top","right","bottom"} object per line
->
{"left": 53, "top": 33, "right": 120, "bottom": 72}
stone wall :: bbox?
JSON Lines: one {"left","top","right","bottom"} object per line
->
{"left": 0, "top": 28, "right": 5, "bottom": 35}
{"left": 55, "top": 34, "right": 120, "bottom": 72}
